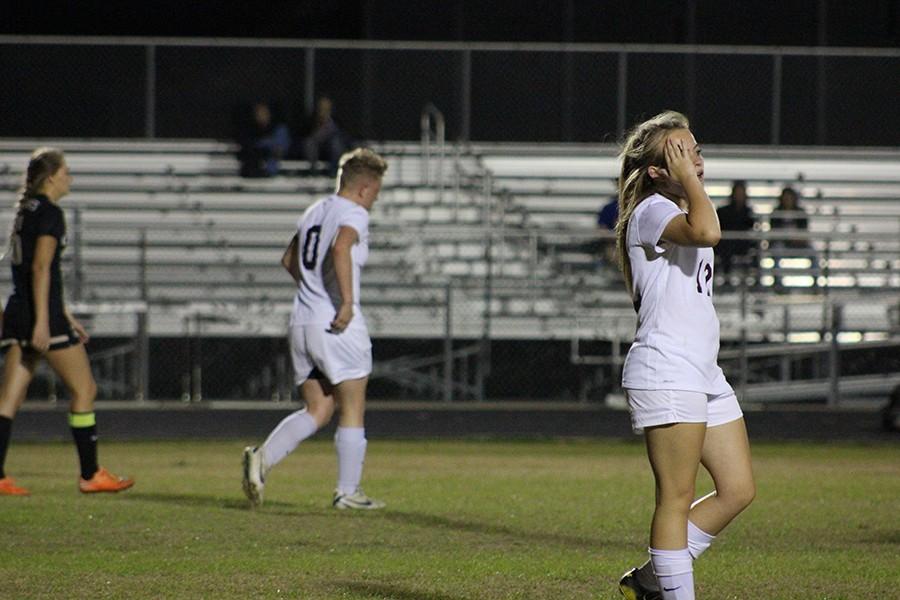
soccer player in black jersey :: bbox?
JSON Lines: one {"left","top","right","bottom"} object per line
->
{"left": 0, "top": 147, "right": 134, "bottom": 496}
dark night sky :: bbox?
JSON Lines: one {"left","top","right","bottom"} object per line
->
{"left": 2, "top": 0, "right": 899, "bottom": 47}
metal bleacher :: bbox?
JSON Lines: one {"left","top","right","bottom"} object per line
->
{"left": 0, "top": 139, "right": 898, "bottom": 404}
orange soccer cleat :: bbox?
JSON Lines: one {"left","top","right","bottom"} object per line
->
{"left": 78, "top": 467, "right": 134, "bottom": 494}
{"left": 0, "top": 476, "right": 31, "bottom": 496}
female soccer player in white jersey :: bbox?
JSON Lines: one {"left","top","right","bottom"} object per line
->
{"left": 614, "top": 113, "right": 755, "bottom": 600}
{"left": 242, "top": 148, "right": 387, "bottom": 510}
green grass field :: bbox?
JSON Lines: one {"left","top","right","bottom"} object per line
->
{"left": 2, "top": 439, "right": 898, "bottom": 599}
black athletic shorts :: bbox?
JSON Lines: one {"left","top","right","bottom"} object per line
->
{"left": 0, "top": 297, "right": 79, "bottom": 353}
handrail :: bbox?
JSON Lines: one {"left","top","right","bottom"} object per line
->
{"left": 420, "top": 103, "right": 446, "bottom": 197}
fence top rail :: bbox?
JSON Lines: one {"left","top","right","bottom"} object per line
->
{"left": 2, "top": 35, "right": 900, "bottom": 58}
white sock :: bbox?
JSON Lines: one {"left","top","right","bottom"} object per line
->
{"left": 335, "top": 426, "right": 367, "bottom": 495}
{"left": 261, "top": 409, "right": 318, "bottom": 472}
{"left": 650, "top": 547, "right": 694, "bottom": 600}
{"left": 687, "top": 520, "right": 716, "bottom": 560}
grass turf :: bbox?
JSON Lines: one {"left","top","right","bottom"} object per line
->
{"left": 1, "top": 439, "right": 898, "bottom": 599}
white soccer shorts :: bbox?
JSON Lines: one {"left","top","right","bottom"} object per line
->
{"left": 624, "top": 388, "right": 743, "bottom": 434}
{"left": 289, "top": 323, "right": 372, "bottom": 386}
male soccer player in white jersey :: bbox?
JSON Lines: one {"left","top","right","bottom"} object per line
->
{"left": 242, "top": 148, "right": 388, "bottom": 510}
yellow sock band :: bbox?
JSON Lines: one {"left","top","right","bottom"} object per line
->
{"left": 68, "top": 412, "right": 96, "bottom": 428}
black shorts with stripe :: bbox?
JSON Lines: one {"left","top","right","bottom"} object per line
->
{"left": 1, "top": 297, "right": 79, "bottom": 353}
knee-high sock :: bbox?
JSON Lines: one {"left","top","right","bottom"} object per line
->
{"left": 0, "top": 416, "right": 12, "bottom": 479}
{"left": 687, "top": 520, "right": 716, "bottom": 559}
{"left": 69, "top": 412, "right": 98, "bottom": 480}
{"left": 334, "top": 427, "right": 367, "bottom": 495}
{"left": 635, "top": 519, "right": 717, "bottom": 587}
{"left": 261, "top": 409, "right": 318, "bottom": 472}
{"left": 650, "top": 547, "right": 694, "bottom": 600}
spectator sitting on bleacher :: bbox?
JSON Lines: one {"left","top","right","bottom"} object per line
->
{"left": 769, "top": 186, "right": 813, "bottom": 291}
{"left": 715, "top": 180, "right": 757, "bottom": 281}
{"left": 294, "top": 96, "right": 352, "bottom": 177}
{"left": 769, "top": 186, "right": 808, "bottom": 248}
{"left": 597, "top": 195, "right": 619, "bottom": 231}
{"left": 236, "top": 101, "right": 291, "bottom": 178}
{"left": 593, "top": 192, "right": 620, "bottom": 271}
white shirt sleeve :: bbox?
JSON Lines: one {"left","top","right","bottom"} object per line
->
{"left": 338, "top": 207, "right": 369, "bottom": 238}
{"left": 635, "top": 197, "right": 683, "bottom": 248}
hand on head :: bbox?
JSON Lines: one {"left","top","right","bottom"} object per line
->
{"left": 661, "top": 137, "right": 699, "bottom": 187}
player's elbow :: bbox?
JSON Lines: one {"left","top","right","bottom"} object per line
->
{"left": 689, "top": 228, "right": 721, "bottom": 247}
{"left": 700, "top": 229, "right": 721, "bottom": 247}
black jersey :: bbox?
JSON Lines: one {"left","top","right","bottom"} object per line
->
{"left": 1, "top": 194, "right": 75, "bottom": 351}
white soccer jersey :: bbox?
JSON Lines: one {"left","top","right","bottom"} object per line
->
{"left": 290, "top": 194, "right": 370, "bottom": 328}
{"left": 621, "top": 193, "right": 732, "bottom": 394}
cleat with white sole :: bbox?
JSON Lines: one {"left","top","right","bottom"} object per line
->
{"left": 332, "top": 488, "right": 385, "bottom": 510}
{"left": 242, "top": 446, "right": 265, "bottom": 507}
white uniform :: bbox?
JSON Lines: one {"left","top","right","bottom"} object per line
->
{"left": 621, "top": 193, "right": 742, "bottom": 432}
{"left": 289, "top": 194, "right": 372, "bottom": 385}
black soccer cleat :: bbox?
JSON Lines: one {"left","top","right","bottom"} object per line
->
{"left": 618, "top": 567, "right": 662, "bottom": 600}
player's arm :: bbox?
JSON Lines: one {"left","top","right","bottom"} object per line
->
{"left": 329, "top": 225, "right": 358, "bottom": 333}
{"left": 30, "top": 235, "right": 57, "bottom": 352}
{"left": 281, "top": 233, "right": 301, "bottom": 284}
{"left": 660, "top": 138, "right": 720, "bottom": 248}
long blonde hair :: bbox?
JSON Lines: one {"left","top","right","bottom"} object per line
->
{"left": 17, "top": 147, "right": 66, "bottom": 207}
{"left": 3, "top": 147, "right": 66, "bottom": 261}
{"left": 615, "top": 111, "right": 690, "bottom": 296}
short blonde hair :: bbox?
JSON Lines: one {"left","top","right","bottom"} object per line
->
{"left": 337, "top": 148, "right": 388, "bottom": 188}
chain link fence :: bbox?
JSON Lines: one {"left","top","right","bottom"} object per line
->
{"left": 1, "top": 38, "right": 899, "bottom": 145}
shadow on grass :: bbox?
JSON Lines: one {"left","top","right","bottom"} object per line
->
{"left": 334, "top": 580, "right": 468, "bottom": 600}
{"left": 383, "top": 509, "right": 625, "bottom": 550}
{"left": 122, "top": 491, "right": 295, "bottom": 511}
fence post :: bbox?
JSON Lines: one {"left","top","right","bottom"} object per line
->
{"left": 780, "top": 305, "right": 791, "bottom": 381}
{"left": 460, "top": 49, "right": 471, "bottom": 142}
{"left": 738, "top": 266, "right": 749, "bottom": 402}
{"left": 304, "top": 47, "right": 315, "bottom": 116}
{"left": 144, "top": 44, "right": 156, "bottom": 138}
{"left": 616, "top": 52, "right": 628, "bottom": 139}
{"left": 72, "top": 206, "right": 83, "bottom": 302}
{"left": 477, "top": 171, "right": 494, "bottom": 402}
{"left": 135, "top": 307, "right": 149, "bottom": 403}
{"left": 770, "top": 54, "right": 782, "bottom": 145}
{"left": 191, "top": 314, "right": 202, "bottom": 402}
{"left": 138, "top": 228, "right": 148, "bottom": 301}
{"left": 828, "top": 302, "right": 842, "bottom": 406}
{"left": 443, "top": 281, "right": 453, "bottom": 402}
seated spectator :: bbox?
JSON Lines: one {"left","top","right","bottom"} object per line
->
{"left": 593, "top": 191, "right": 619, "bottom": 270}
{"left": 716, "top": 180, "right": 757, "bottom": 279}
{"left": 236, "top": 101, "right": 291, "bottom": 178}
{"left": 597, "top": 195, "right": 618, "bottom": 231}
{"left": 769, "top": 186, "right": 809, "bottom": 249}
{"left": 295, "top": 96, "right": 352, "bottom": 176}
{"left": 769, "top": 186, "right": 813, "bottom": 290}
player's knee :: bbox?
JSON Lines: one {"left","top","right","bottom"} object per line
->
{"left": 721, "top": 478, "right": 756, "bottom": 513}
{"left": 71, "top": 379, "right": 97, "bottom": 405}
{"left": 656, "top": 483, "right": 696, "bottom": 511}
{"left": 307, "top": 400, "right": 334, "bottom": 427}
{"left": 733, "top": 479, "right": 756, "bottom": 511}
